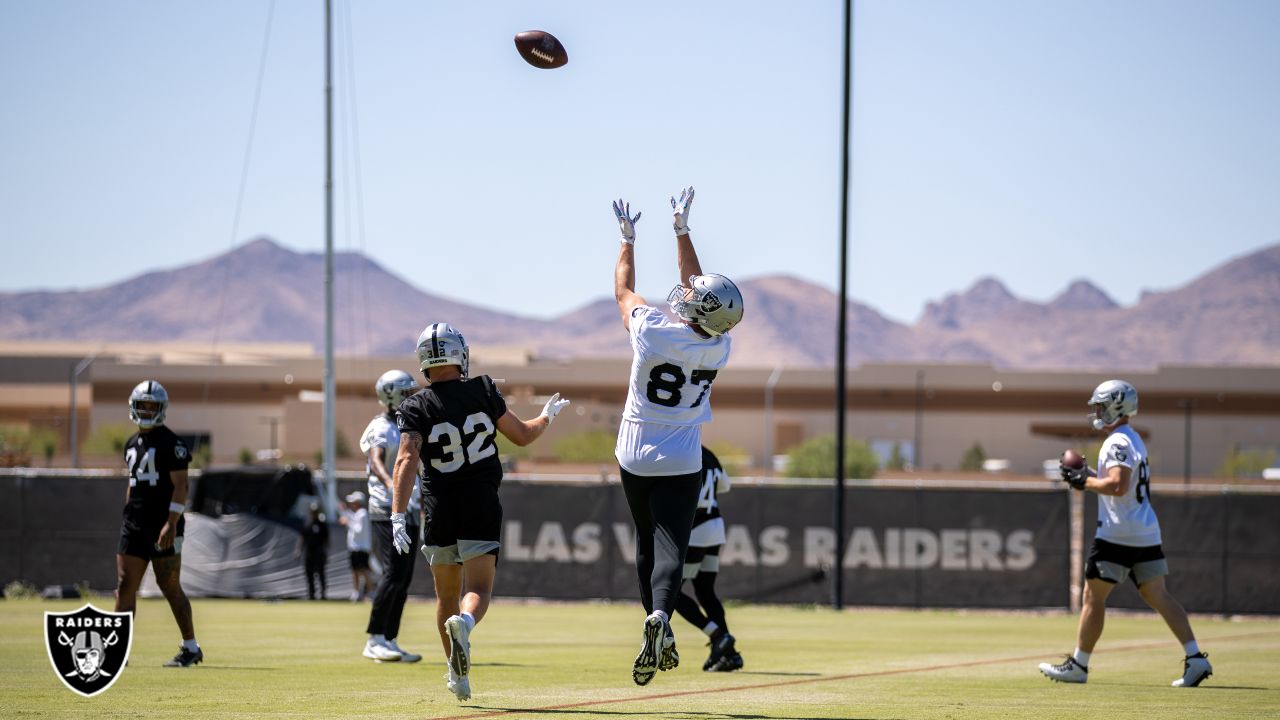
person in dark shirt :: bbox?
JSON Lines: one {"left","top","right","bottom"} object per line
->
{"left": 297, "top": 501, "right": 329, "bottom": 600}
{"left": 114, "top": 380, "right": 203, "bottom": 667}
{"left": 389, "top": 322, "right": 569, "bottom": 701}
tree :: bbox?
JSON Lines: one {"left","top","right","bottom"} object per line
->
{"left": 238, "top": 447, "right": 254, "bottom": 465}
{"left": 707, "top": 440, "right": 750, "bottom": 476}
{"left": 552, "top": 430, "right": 618, "bottom": 464}
{"left": 31, "top": 429, "right": 58, "bottom": 466}
{"left": 784, "top": 434, "right": 879, "bottom": 480}
{"left": 85, "top": 423, "right": 135, "bottom": 459}
{"left": 960, "top": 442, "right": 986, "bottom": 472}
{"left": 885, "top": 442, "right": 908, "bottom": 471}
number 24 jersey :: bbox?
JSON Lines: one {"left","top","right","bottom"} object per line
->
{"left": 396, "top": 375, "right": 507, "bottom": 489}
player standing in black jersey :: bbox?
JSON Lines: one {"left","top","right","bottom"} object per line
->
{"left": 674, "top": 446, "right": 743, "bottom": 672}
{"left": 389, "top": 323, "right": 570, "bottom": 701}
{"left": 115, "top": 380, "right": 203, "bottom": 667}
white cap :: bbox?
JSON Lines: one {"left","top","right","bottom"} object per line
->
{"left": 345, "top": 491, "right": 366, "bottom": 504}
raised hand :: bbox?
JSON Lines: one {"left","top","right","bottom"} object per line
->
{"left": 670, "top": 186, "right": 694, "bottom": 236}
{"left": 613, "top": 199, "right": 642, "bottom": 245}
{"left": 541, "top": 392, "right": 571, "bottom": 424}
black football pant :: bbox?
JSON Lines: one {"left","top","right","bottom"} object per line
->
{"left": 366, "top": 519, "right": 418, "bottom": 639}
{"left": 675, "top": 570, "right": 729, "bottom": 635}
{"left": 304, "top": 551, "right": 327, "bottom": 600}
{"left": 620, "top": 468, "right": 702, "bottom": 619}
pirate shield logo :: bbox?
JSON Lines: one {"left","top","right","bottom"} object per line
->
{"left": 45, "top": 604, "right": 133, "bottom": 697}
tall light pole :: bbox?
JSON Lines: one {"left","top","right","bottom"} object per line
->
{"left": 69, "top": 353, "right": 98, "bottom": 469}
{"left": 833, "top": 0, "right": 853, "bottom": 610}
{"left": 913, "top": 369, "right": 924, "bottom": 470}
{"left": 322, "top": 0, "right": 337, "bottom": 509}
{"left": 762, "top": 366, "right": 784, "bottom": 476}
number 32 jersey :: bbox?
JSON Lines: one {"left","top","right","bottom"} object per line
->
{"left": 396, "top": 375, "right": 507, "bottom": 490}
{"left": 616, "top": 306, "right": 732, "bottom": 477}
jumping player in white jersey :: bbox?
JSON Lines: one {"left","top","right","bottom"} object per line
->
{"left": 612, "top": 186, "right": 744, "bottom": 686}
{"left": 1038, "top": 380, "right": 1212, "bottom": 688}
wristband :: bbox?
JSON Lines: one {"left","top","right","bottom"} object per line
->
{"left": 169, "top": 502, "right": 186, "bottom": 514}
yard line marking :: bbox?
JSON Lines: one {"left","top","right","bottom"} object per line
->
{"left": 432, "top": 630, "right": 1278, "bottom": 720}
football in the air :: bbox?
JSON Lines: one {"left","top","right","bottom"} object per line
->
{"left": 1061, "top": 448, "right": 1085, "bottom": 469}
{"left": 514, "top": 30, "right": 568, "bottom": 69}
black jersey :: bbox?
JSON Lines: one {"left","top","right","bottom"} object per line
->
{"left": 122, "top": 425, "right": 190, "bottom": 528}
{"left": 396, "top": 375, "right": 508, "bottom": 489}
{"left": 692, "top": 446, "right": 726, "bottom": 528}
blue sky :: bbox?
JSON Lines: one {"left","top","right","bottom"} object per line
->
{"left": 2, "top": 1, "right": 1277, "bottom": 324}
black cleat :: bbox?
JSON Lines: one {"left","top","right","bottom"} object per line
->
{"left": 703, "top": 632, "right": 736, "bottom": 671}
{"left": 709, "top": 650, "right": 743, "bottom": 672}
{"left": 164, "top": 646, "right": 204, "bottom": 667}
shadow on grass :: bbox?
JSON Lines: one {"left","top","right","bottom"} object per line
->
{"left": 469, "top": 708, "right": 882, "bottom": 720}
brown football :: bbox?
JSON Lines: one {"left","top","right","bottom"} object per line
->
{"left": 514, "top": 30, "right": 568, "bottom": 69}
{"left": 1061, "top": 448, "right": 1086, "bottom": 469}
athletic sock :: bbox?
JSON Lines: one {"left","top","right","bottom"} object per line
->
{"left": 183, "top": 639, "right": 199, "bottom": 653}
{"left": 461, "top": 612, "right": 476, "bottom": 631}
{"left": 1072, "top": 648, "right": 1091, "bottom": 667}
{"left": 370, "top": 634, "right": 385, "bottom": 644}
{"left": 702, "top": 621, "right": 720, "bottom": 638}
{"left": 1183, "top": 640, "right": 1200, "bottom": 657}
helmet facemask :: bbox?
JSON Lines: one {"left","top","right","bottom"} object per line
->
{"left": 128, "top": 381, "right": 169, "bottom": 429}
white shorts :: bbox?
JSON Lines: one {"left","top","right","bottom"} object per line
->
{"left": 615, "top": 418, "right": 702, "bottom": 477}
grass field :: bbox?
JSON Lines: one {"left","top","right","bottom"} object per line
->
{"left": 2, "top": 598, "right": 1278, "bottom": 719}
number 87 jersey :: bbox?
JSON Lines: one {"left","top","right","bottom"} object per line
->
{"left": 396, "top": 375, "right": 507, "bottom": 487}
{"left": 622, "top": 306, "right": 732, "bottom": 428}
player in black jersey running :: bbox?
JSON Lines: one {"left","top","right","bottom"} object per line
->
{"left": 390, "top": 323, "right": 570, "bottom": 701}
{"left": 115, "top": 380, "right": 203, "bottom": 667}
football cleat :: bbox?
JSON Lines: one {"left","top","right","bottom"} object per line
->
{"left": 1172, "top": 652, "right": 1212, "bottom": 687}
{"left": 659, "top": 629, "right": 679, "bottom": 672}
{"left": 1038, "top": 655, "right": 1087, "bottom": 683}
{"left": 632, "top": 612, "right": 664, "bottom": 686}
{"left": 163, "top": 646, "right": 203, "bottom": 668}
{"left": 703, "top": 632, "right": 737, "bottom": 671}
{"left": 362, "top": 640, "right": 402, "bottom": 662}
{"left": 708, "top": 650, "right": 744, "bottom": 672}
{"left": 445, "top": 615, "right": 471, "bottom": 677}
{"left": 446, "top": 671, "right": 471, "bottom": 701}
{"left": 383, "top": 638, "right": 420, "bottom": 663}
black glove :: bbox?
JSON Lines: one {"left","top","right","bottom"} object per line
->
{"left": 1059, "top": 463, "right": 1087, "bottom": 490}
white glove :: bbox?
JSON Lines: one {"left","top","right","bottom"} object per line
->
{"left": 390, "top": 512, "right": 412, "bottom": 554}
{"left": 670, "top": 186, "right": 694, "bottom": 236}
{"left": 540, "top": 392, "right": 570, "bottom": 423}
{"left": 613, "top": 199, "right": 641, "bottom": 245}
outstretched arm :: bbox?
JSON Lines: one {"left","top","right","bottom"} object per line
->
{"left": 613, "top": 198, "right": 646, "bottom": 329}
{"left": 671, "top": 186, "right": 703, "bottom": 284}
{"left": 496, "top": 394, "right": 571, "bottom": 446}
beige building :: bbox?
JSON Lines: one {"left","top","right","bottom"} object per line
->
{"left": 1, "top": 340, "right": 1277, "bottom": 480}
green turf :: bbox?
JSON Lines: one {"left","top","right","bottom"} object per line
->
{"left": 2, "top": 598, "right": 1277, "bottom": 719}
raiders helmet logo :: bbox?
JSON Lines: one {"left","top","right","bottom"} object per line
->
{"left": 45, "top": 604, "right": 133, "bottom": 697}
{"left": 175, "top": 444, "right": 189, "bottom": 461}
{"left": 702, "top": 291, "right": 722, "bottom": 312}
{"left": 396, "top": 412, "right": 406, "bottom": 429}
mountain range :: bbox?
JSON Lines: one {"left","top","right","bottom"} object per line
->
{"left": 2, "top": 238, "right": 1278, "bottom": 369}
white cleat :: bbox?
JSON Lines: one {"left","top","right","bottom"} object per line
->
{"left": 444, "top": 615, "right": 471, "bottom": 677}
{"left": 1038, "top": 656, "right": 1087, "bottom": 683}
{"left": 1172, "top": 653, "right": 1212, "bottom": 687}
{"left": 446, "top": 671, "right": 471, "bottom": 701}
{"left": 362, "top": 640, "right": 402, "bottom": 662}
{"left": 632, "top": 612, "right": 664, "bottom": 686}
{"left": 383, "top": 638, "right": 421, "bottom": 663}
{"left": 659, "top": 630, "right": 679, "bottom": 672}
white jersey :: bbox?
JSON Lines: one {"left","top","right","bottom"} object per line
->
{"left": 1095, "top": 423, "right": 1161, "bottom": 547}
{"left": 359, "top": 413, "right": 420, "bottom": 519}
{"left": 616, "top": 306, "right": 732, "bottom": 476}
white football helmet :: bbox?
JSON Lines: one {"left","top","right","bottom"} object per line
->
{"left": 667, "top": 273, "right": 744, "bottom": 337}
{"left": 374, "top": 369, "right": 419, "bottom": 411}
{"left": 416, "top": 323, "right": 470, "bottom": 378}
{"left": 128, "top": 380, "right": 168, "bottom": 429}
{"left": 1089, "top": 379, "right": 1138, "bottom": 430}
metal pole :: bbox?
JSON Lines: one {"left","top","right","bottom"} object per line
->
{"left": 833, "top": 0, "right": 853, "bottom": 610}
{"left": 763, "top": 366, "right": 783, "bottom": 476}
{"left": 322, "top": 0, "right": 337, "bottom": 511}
{"left": 69, "top": 353, "right": 98, "bottom": 469}
{"left": 913, "top": 369, "right": 924, "bottom": 470}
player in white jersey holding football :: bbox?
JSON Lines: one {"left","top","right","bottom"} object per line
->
{"left": 612, "top": 186, "right": 744, "bottom": 686}
{"left": 1039, "top": 380, "right": 1212, "bottom": 688}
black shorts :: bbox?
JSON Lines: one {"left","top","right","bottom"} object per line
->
{"left": 421, "top": 480, "right": 502, "bottom": 565}
{"left": 1085, "top": 538, "right": 1169, "bottom": 586}
{"left": 349, "top": 550, "right": 371, "bottom": 570}
{"left": 118, "top": 514, "right": 186, "bottom": 560}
